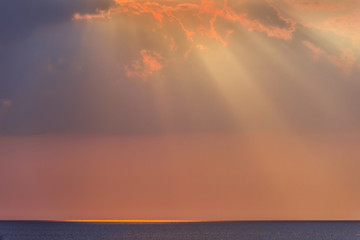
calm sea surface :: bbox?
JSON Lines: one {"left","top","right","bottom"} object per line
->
{"left": 1, "top": 221, "right": 360, "bottom": 240}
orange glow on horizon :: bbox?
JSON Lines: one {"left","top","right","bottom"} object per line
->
{"left": 65, "top": 220, "right": 199, "bottom": 223}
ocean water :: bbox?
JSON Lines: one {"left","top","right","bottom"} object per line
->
{"left": 1, "top": 221, "right": 360, "bottom": 240}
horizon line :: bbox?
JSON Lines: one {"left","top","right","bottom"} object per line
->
{"left": 66, "top": 220, "right": 199, "bottom": 223}
{"left": 2, "top": 219, "right": 360, "bottom": 223}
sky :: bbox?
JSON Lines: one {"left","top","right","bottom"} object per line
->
{"left": 0, "top": 0, "right": 360, "bottom": 220}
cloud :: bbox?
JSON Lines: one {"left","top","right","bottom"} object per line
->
{"left": 105, "top": 0, "right": 297, "bottom": 56}
{"left": 196, "top": 44, "right": 208, "bottom": 50}
{"left": 327, "top": 49, "right": 356, "bottom": 75}
{"left": 0, "top": 0, "right": 114, "bottom": 44}
{"left": 281, "top": 1, "right": 360, "bottom": 46}
{"left": 302, "top": 41, "right": 323, "bottom": 61}
{"left": 315, "top": 10, "right": 360, "bottom": 44}
{"left": 73, "top": 9, "right": 111, "bottom": 21}
{"left": 1, "top": 99, "right": 12, "bottom": 108}
{"left": 284, "top": 0, "right": 359, "bottom": 11}
{"left": 303, "top": 41, "right": 357, "bottom": 74}
{"left": 125, "top": 49, "right": 163, "bottom": 81}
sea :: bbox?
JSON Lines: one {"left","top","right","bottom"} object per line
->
{"left": 1, "top": 221, "right": 360, "bottom": 240}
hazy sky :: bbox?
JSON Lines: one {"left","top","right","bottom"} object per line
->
{"left": 1, "top": 0, "right": 360, "bottom": 220}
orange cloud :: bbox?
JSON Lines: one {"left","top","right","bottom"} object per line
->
{"left": 164, "top": 35, "right": 178, "bottom": 51}
{"left": 196, "top": 44, "right": 208, "bottom": 50}
{"left": 125, "top": 49, "right": 163, "bottom": 81}
{"left": 74, "top": 0, "right": 298, "bottom": 76}
{"left": 284, "top": 0, "right": 359, "bottom": 10}
{"left": 327, "top": 49, "right": 356, "bottom": 75}
{"left": 303, "top": 41, "right": 356, "bottom": 74}
{"left": 73, "top": 9, "right": 111, "bottom": 21}
{"left": 292, "top": 2, "right": 359, "bottom": 74}
{"left": 302, "top": 41, "right": 323, "bottom": 61}
{"left": 315, "top": 10, "right": 360, "bottom": 45}
{"left": 73, "top": 0, "right": 358, "bottom": 76}
{"left": 110, "top": 0, "right": 297, "bottom": 50}
{"left": 284, "top": 1, "right": 359, "bottom": 47}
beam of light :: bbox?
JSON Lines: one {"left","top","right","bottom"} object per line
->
{"left": 2, "top": 0, "right": 360, "bottom": 222}
{"left": 247, "top": 32, "right": 353, "bottom": 125}
{"left": 69, "top": 0, "right": 357, "bottom": 133}
{"left": 73, "top": 0, "right": 298, "bottom": 64}
{"left": 195, "top": 43, "right": 289, "bottom": 131}
{"left": 275, "top": 0, "right": 360, "bottom": 73}
{"left": 192, "top": 20, "right": 357, "bottom": 214}
{"left": 72, "top": 0, "right": 359, "bottom": 80}
{"left": 68, "top": 0, "right": 359, "bottom": 135}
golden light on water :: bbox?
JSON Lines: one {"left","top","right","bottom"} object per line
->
{"left": 66, "top": 220, "right": 196, "bottom": 223}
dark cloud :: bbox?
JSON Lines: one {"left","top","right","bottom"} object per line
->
{"left": 0, "top": 0, "right": 114, "bottom": 44}
{"left": 236, "top": 1, "right": 291, "bottom": 29}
